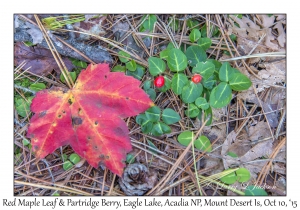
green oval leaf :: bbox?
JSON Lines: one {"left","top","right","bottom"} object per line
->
{"left": 29, "top": 83, "right": 46, "bottom": 91}
{"left": 148, "top": 57, "right": 166, "bottom": 76}
{"left": 194, "top": 135, "right": 212, "bottom": 152}
{"left": 145, "top": 88, "right": 156, "bottom": 101}
{"left": 167, "top": 48, "right": 188, "bottom": 72}
{"left": 202, "top": 74, "right": 216, "bottom": 90}
{"left": 219, "top": 62, "right": 235, "bottom": 82}
{"left": 160, "top": 49, "right": 170, "bottom": 60}
{"left": 112, "top": 65, "right": 126, "bottom": 72}
{"left": 229, "top": 73, "right": 252, "bottom": 91}
{"left": 197, "top": 37, "right": 212, "bottom": 51}
{"left": 195, "top": 97, "right": 209, "bottom": 110}
{"left": 142, "top": 15, "right": 157, "bottom": 31}
{"left": 186, "top": 45, "right": 207, "bottom": 67}
{"left": 245, "top": 185, "right": 268, "bottom": 196}
{"left": 220, "top": 169, "right": 237, "bottom": 184}
{"left": 63, "top": 160, "right": 73, "bottom": 171}
{"left": 162, "top": 108, "right": 181, "bottom": 125}
{"left": 157, "top": 76, "right": 171, "bottom": 92}
{"left": 192, "top": 61, "right": 215, "bottom": 80}
{"left": 118, "top": 51, "right": 130, "bottom": 63}
{"left": 210, "top": 82, "right": 232, "bottom": 108}
{"left": 178, "top": 131, "right": 194, "bottom": 146}
{"left": 145, "top": 106, "right": 161, "bottom": 122}
{"left": 151, "top": 122, "right": 171, "bottom": 136}
{"left": 126, "top": 60, "right": 137, "bottom": 71}
{"left": 208, "top": 59, "right": 222, "bottom": 71}
{"left": 60, "top": 72, "right": 76, "bottom": 83}
{"left": 15, "top": 96, "right": 34, "bottom": 118}
{"left": 143, "top": 80, "right": 152, "bottom": 90}
{"left": 236, "top": 168, "right": 251, "bottom": 183}
{"left": 147, "top": 139, "right": 159, "bottom": 154}
{"left": 126, "top": 64, "right": 145, "bottom": 80}
{"left": 126, "top": 153, "right": 135, "bottom": 164}
{"left": 181, "top": 82, "right": 203, "bottom": 103}
{"left": 69, "top": 153, "right": 81, "bottom": 165}
{"left": 185, "top": 103, "right": 199, "bottom": 118}
{"left": 136, "top": 114, "right": 153, "bottom": 134}
{"left": 189, "top": 28, "right": 201, "bottom": 42}
{"left": 227, "top": 151, "right": 238, "bottom": 158}
{"left": 171, "top": 73, "right": 188, "bottom": 95}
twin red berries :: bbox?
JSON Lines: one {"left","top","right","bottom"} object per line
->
{"left": 154, "top": 74, "right": 202, "bottom": 88}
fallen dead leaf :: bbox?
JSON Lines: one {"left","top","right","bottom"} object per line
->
{"left": 14, "top": 42, "right": 74, "bottom": 75}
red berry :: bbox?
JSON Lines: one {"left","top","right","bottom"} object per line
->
{"left": 192, "top": 74, "right": 202, "bottom": 84}
{"left": 154, "top": 76, "right": 165, "bottom": 88}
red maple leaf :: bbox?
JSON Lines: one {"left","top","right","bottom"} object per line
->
{"left": 27, "top": 63, "right": 154, "bottom": 176}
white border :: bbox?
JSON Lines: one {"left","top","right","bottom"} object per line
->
{"left": 1, "top": 0, "right": 298, "bottom": 209}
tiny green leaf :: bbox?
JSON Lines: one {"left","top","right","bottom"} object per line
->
{"left": 126, "top": 153, "right": 135, "bottom": 164}
{"left": 181, "top": 82, "right": 203, "bottom": 103}
{"left": 63, "top": 161, "right": 73, "bottom": 171}
{"left": 178, "top": 131, "right": 194, "bottom": 147}
{"left": 126, "top": 64, "right": 145, "bottom": 80}
{"left": 194, "top": 135, "right": 212, "bottom": 152}
{"left": 197, "top": 37, "right": 212, "bottom": 51}
{"left": 148, "top": 57, "right": 166, "bottom": 76}
{"left": 160, "top": 49, "right": 170, "bottom": 60}
{"left": 126, "top": 60, "right": 137, "bottom": 71}
{"left": 171, "top": 73, "right": 188, "bottom": 95}
{"left": 29, "top": 83, "right": 46, "bottom": 91}
{"left": 229, "top": 73, "right": 252, "bottom": 91}
{"left": 227, "top": 151, "right": 238, "bottom": 158}
{"left": 244, "top": 185, "right": 268, "bottom": 196}
{"left": 189, "top": 28, "right": 201, "bottom": 42}
{"left": 143, "top": 15, "right": 157, "bottom": 31}
{"left": 202, "top": 74, "right": 216, "bottom": 90}
{"left": 118, "top": 51, "right": 130, "bottom": 63}
{"left": 147, "top": 139, "right": 159, "bottom": 154}
{"left": 61, "top": 154, "right": 68, "bottom": 162}
{"left": 162, "top": 108, "right": 181, "bottom": 125}
{"left": 187, "top": 19, "right": 199, "bottom": 29}
{"left": 186, "top": 45, "right": 207, "bottom": 67}
{"left": 15, "top": 96, "right": 34, "bottom": 118}
{"left": 167, "top": 48, "right": 188, "bottom": 72}
{"left": 185, "top": 103, "right": 200, "bottom": 118}
{"left": 210, "top": 82, "right": 232, "bottom": 108}
{"left": 145, "top": 88, "right": 156, "bottom": 101}
{"left": 220, "top": 169, "right": 237, "bottom": 184}
{"left": 192, "top": 61, "right": 215, "bottom": 80}
{"left": 151, "top": 122, "right": 171, "bottom": 136}
{"left": 145, "top": 106, "right": 161, "bottom": 122}
{"left": 219, "top": 62, "right": 235, "bottom": 82}
{"left": 195, "top": 97, "right": 209, "bottom": 110}
{"left": 236, "top": 168, "right": 251, "bottom": 183}
{"left": 60, "top": 72, "right": 76, "bottom": 83}
{"left": 136, "top": 114, "right": 153, "bottom": 134}
{"left": 22, "top": 139, "right": 30, "bottom": 146}
{"left": 112, "top": 65, "right": 126, "bottom": 72}
{"left": 143, "top": 80, "right": 152, "bottom": 90}
{"left": 69, "top": 153, "right": 81, "bottom": 165}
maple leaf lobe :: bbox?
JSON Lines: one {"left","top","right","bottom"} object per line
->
{"left": 27, "top": 63, "right": 153, "bottom": 176}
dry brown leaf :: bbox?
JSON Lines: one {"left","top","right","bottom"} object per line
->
{"left": 14, "top": 42, "right": 75, "bottom": 75}
{"left": 221, "top": 130, "right": 237, "bottom": 156}
{"left": 248, "top": 121, "right": 272, "bottom": 141}
{"left": 240, "top": 140, "right": 273, "bottom": 163}
{"left": 274, "top": 22, "right": 286, "bottom": 48}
